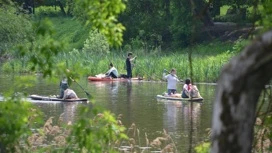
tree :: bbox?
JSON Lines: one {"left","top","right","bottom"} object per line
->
{"left": 211, "top": 1, "right": 272, "bottom": 152}
{"left": 119, "top": 0, "right": 167, "bottom": 49}
{"left": 72, "top": 0, "right": 126, "bottom": 47}
{"left": 119, "top": 0, "right": 213, "bottom": 49}
{"left": 211, "top": 29, "right": 272, "bottom": 153}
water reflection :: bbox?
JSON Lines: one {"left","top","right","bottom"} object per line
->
{"left": 90, "top": 81, "right": 119, "bottom": 95}
{"left": 160, "top": 101, "right": 201, "bottom": 132}
{"left": 33, "top": 102, "right": 81, "bottom": 124}
{"left": 61, "top": 103, "right": 79, "bottom": 124}
{"left": 126, "top": 82, "right": 132, "bottom": 121}
{"left": 158, "top": 100, "right": 202, "bottom": 151}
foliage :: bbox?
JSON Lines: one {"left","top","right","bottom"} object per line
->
{"left": 48, "top": 17, "right": 89, "bottom": 51}
{"left": 170, "top": 0, "right": 195, "bottom": 48}
{"left": 0, "top": 4, "right": 33, "bottom": 57}
{"left": 18, "top": 18, "right": 65, "bottom": 77}
{"left": 252, "top": 87, "right": 272, "bottom": 152}
{"left": 1, "top": 59, "right": 33, "bottom": 73}
{"left": 256, "top": 0, "right": 272, "bottom": 32}
{"left": 120, "top": 0, "right": 205, "bottom": 49}
{"left": 72, "top": 0, "right": 126, "bottom": 47}
{"left": 119, "top": 0, "right": 166, "bottom": 49}
{"left": 66, "top": 106, "right": 127, "bottom": 152}
{"left": 12, "top": 0, "right": 67, "bottom": 7}
{"left": 34, "top": 6, "right": 63, "bottom": 17}
{"left": 0, "top": 94, "right": 42, "bottom": 152}
{"left": 2, "top": 105, "right": 179, "bottom": 152}
{"left": 253, "top": 117, "right": 272, "bottom": 152}
{"left": 231, "top": 38, "right": 250, "bottom": 54}
{"left": 194, "top": 142, "right": 210, "bottom": 153}
{"left": 82, "top": 29, "right": 110, "bottom": 55}
{"left": 220, "top": 0, "right": 253, "bottom": 8}
{"left": 2, "top": 41, "right": 234, "bottom": 82}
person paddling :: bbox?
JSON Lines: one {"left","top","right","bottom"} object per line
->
{"left": 163, "top": 68, "right": 180, "bottom": 96}
{"left": 126, "top": 52, "right": 137, "bottom": 80}
{"left": 59, "top": 77, "right": 69, "bottom": 99}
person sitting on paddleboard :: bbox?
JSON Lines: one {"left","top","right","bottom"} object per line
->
{"left": 105, "top": 63, "right": 119, "bottom": 78}
{"left": 181, "top": 78, "right": 202, "bottom": 98}
{"left": 163, "top": 68, "right": 180, "bottom": 96}
{"left": 59, "top": 77, "right": 69, "bottom": 99}
{"left": 63, "top": 88, "right": 78, "bottom": 99}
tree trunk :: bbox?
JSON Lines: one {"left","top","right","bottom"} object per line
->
{"left": 210, "top": 0, "right": 220, "bottom": 17}
{"left": 67, "top": 0, "right": 73, "bottom": 16}
{"left": 193, "top": 0, "right": 214, "bottom": 26}
{"left": 211, "top": 30, "right": 272, "bottom": 153}
{"left": 56, "top": 0, "right": 66, "bottom": 15}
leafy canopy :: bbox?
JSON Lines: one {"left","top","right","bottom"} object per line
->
{"left": 73, "top": 0, "right": 126, "bottom": 47}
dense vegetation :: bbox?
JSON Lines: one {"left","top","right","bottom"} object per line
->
{"left": 0, "top": 4, "right": 250, "bottom": 82}
{"left": 0, "top": 0, "right": 261, "bottom": 82}
{"left": 1, "top": 0, "right": 272, "bottom": 152}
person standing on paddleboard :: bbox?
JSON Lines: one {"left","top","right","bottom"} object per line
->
{"left": 126, "top": 52, "right": 137, "bottom": 80}
{"left": 163, "top": 68, "right": 180, "bottom": 96}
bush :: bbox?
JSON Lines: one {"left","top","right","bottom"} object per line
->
{"left": 35, "top": 6, "right": 63, "bottom": 17}
{"left": 194, "top": 142, "right": 210, "bottom": 153}
{"left": 0, "top": 5, "right": 33, "bottom": 56}
{"left": 0, "top": 94, "right": 42, "bottom": 152}
{"left": 82, "top": 29, "right": 110, "bottom": 55}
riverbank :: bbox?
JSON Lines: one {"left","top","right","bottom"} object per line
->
{"left": 0, "top": 40, "right": 237, "bottom": 83}
{"left": 0, "top": 14, "right": 243, "bottom": 83}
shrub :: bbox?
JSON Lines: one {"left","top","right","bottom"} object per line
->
{"left": 35, "top": 6, "right": 63, "bottom": 17}
{"left": 82, "top": 29, "right": 110, "bottom": 55}
{"left": 0, "top": 5, "right": 33, "bottom": 56}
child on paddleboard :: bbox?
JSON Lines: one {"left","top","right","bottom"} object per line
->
{"left": 181, "top": 78, "right": 202, "bottom": 98}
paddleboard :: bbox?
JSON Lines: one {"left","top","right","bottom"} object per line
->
{"left": 29, "top": 95, "right": 88, "bottom": 102}
{"left": 156, "top": 94, "right": 204, "bottom": 102}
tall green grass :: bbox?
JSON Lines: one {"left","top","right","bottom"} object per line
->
{"left": 1, "top": 41, "right": 234, "bottom": 83}
{"left": 0, "top": 11, "right": 236, "bottom": 83}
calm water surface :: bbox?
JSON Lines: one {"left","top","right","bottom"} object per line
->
{"left": 0, "top": 74, "right": 216, "bottom": 152}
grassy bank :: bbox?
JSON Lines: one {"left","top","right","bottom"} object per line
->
{"left": 1, "top": 41, "right": 235, "bottom": 83}
{"left": 0, "top": 13, "right": 237, "bottom": 83}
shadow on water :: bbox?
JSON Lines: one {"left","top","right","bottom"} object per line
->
{"left": 0, "top": 74, "right": 216, "bottom": 152}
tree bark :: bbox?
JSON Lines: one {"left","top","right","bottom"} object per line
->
{"left": 192, "top": 0, "right": 214, "bottom": 26}
{"left": 211, "top": 30, "right": 272, "bottom": 153}
{"left": 56, "top": 0, "right": 66, "bottom": 15}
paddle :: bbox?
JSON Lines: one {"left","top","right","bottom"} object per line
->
{"left": 69, "top": 77, "right": 92, "bottom": 99}
{"left": 163, "top": 69, "right": 183, "bottom": 82}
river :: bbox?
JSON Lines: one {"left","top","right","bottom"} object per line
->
{"left": 0, "top": 74, "right": 216, "bottom": 152}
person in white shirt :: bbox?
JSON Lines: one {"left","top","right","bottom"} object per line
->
{"left": 63, "top": 88, "right": 78, "bottom": 99}
{"left": 163, "top": 68, "right": 180, "bottom": 96}
{"left": 105, "top": 63, "right": 119, "bottom": 78}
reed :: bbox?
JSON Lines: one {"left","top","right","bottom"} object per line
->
{"left": 1, "top": 42, "right": 234, "bottom": 83}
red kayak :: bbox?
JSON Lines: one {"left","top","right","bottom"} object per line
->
{"left": 88, "top": 76, "right": 143, "bottom": 81}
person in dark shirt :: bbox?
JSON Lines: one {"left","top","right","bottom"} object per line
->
{"left": 126, "top": 52, "right": 137, "bottom": 79}
{"left": 59, "top": 77, "right": 69, "bottom": 99}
